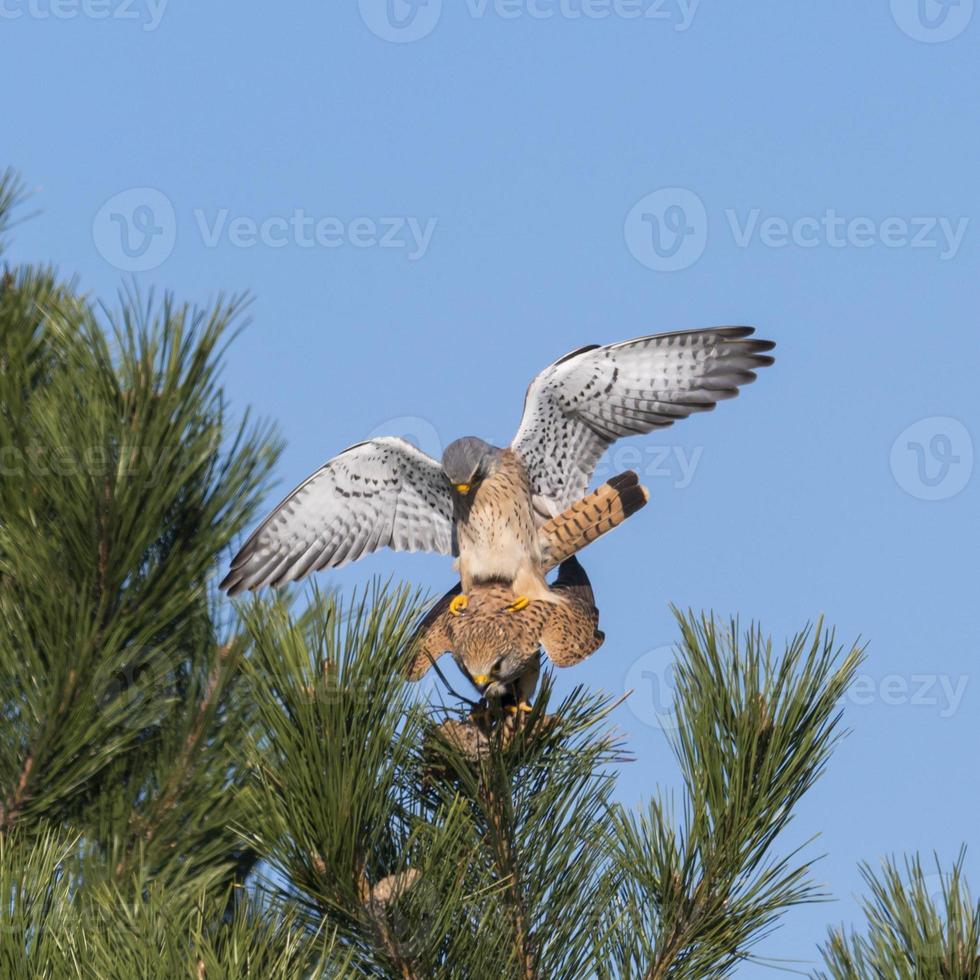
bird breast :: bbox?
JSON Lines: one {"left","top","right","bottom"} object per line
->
{"left": 456, "top": 452, "right": 539, "bottom": 583}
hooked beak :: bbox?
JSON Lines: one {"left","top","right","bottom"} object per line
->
{"left": 454, "top": 483, "right": 471, "bottom": 495}
{"left": 473, "top": 674, "right": 489, "bottom": 686}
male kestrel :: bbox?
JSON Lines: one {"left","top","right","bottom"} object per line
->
{"left": 221, "top": 326, "right": 774, "bottom": 605}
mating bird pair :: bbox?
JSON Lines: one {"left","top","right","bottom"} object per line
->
{"left": 408, "top": 471, "right": 649, "bottom": 711}
{"left": 221, "top": 326, "right": 775, "bottom": 702}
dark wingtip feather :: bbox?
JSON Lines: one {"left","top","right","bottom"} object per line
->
{"left": 717, "top": 327, "right": 775, "bottom": 357}
{"left": 717, "top": 325, "right": 757, "bottom": 339}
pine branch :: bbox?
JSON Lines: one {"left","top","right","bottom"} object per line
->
{"left": 0, "top": 168, "right": 31, "bottom": 253}
{"left": 0, "top": 274, "right": 280, "bottom": 828}
{"left": 132, "top": 642, "right": 238, "bottom": 839}
{"left": 815, "top": 850, "right": 980, "bottom": 979}
{"left": 0, "top": 827, "right": 352, "bottom": 978}
{"left": 607, "top": 610, "right": 864, "bottom": 979}
{"left": 238, "top": 584, "right": 437, "bottom": 975}
{"left": 0, "top": 218, "right": 282, "bottom": 924}
{"left": 420, "top": 682, "right": 626, "bottom": 980}
{"left": 477, "top": 759, "right": 538, "bottom": 979}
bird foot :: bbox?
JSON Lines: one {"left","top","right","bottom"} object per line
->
{"left": 507, "top": 701, "right": 533, "bottom": 716}
{"left": 506, "top": 595, "right": 530, "bottom": 613}
{"left": 449, "top": 594, "right": 469, "bottom": 616}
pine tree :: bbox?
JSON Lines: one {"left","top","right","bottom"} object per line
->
{"left": 0, "top": 168, "right": 976, "bottom": 978}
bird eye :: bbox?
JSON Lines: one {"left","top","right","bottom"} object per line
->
{"left": 491, "top": 657, "right": 504, "bottom": 676}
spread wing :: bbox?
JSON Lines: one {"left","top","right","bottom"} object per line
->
{"left": 511, "top": 326, "right": 775, "bottom": 511}
{"left": 221, "top": 437, "right": 454, "bottom": 595}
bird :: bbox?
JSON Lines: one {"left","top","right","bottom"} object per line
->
{"left": 408, "top": 472, "right": 650, "bottom": 710}
{"left": 412, "top": 557, "right": 602, "bottom": 712}
{"left": 220, "top": 326, "right": 774, "bottom": 607}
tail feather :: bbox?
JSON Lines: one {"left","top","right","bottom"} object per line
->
{"left": 538, "top": 470, "right": 649, "bottom": 570}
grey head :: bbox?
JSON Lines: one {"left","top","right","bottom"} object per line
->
{"left": 441, "top": 437, "right": 502, "bottom": 494}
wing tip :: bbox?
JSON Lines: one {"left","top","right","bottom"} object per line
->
{"left": 219, "top": 573, "right": 249, "bottom": 597}
{"left": 611, "top": 325, "right": 777, "bottom": 364}
{"left": 718, "top": 325, "right": 757, "bottom": 339}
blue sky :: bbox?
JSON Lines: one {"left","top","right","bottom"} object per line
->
{"left": 3, "top": 1, "right": 978, "bottom": 971}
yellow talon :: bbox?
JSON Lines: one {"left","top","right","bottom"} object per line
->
{"left": 506, "top": 596, "right": 530, "bottom": 613}
{"left": 507, "top": 701, "right": 533, "bottom": 715}
{"left": 449, "top": 594, "right": 468, "bottom": 616}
